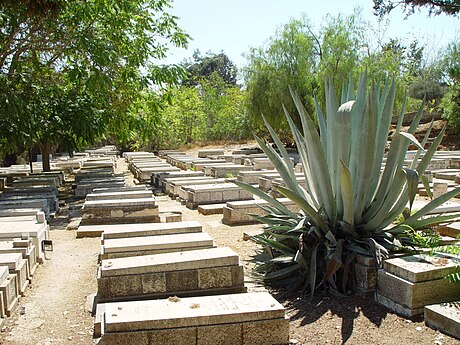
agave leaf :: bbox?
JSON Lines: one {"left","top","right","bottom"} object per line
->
{"left": 409, "top": 213, "right": 460, "bottom": 229}
{"left": 314, "top": 95, "right": 328, "bottom": 152}
{"left": 310, "top": 242, "right": 319, "bottom": 299}
{"left": 232, "top": 180, "right": 298, "bottom": 218}
{"left": 403, "top": 168, "right": 419, "bottom": 211}
{"left": 415, "top": 126, "right": 447, "bottom": 176}
{"left": 270, "top": 255, "right": 295, "bottom": 263}
{"left": 395, "top": 92, "right": 407, "bottom": 132}
{"left": 421, "top": 175, "right": 433, "bottom": 200}
{"left": 408, "top": 97, "right": 426, "bottom": 134}
{"left": 402, "top": 186, "right": 460, "bottom": 225}
{"left": 264, "top": 264, "right": 301, "bottom": 280}
{"left": 339, "top": 160, "right": 354, "bottom": 228}
{"left": 410, "top": 118, "right": 433, "bottom": 170}
{"left": 262, "top": 115, "right": 297, "bottom": 182}
{"left": 399, "top": 132, "right": 425, "bottom": 151}
{"left": 254, "top": 235, "right": 296, "bottom": 255}
{"left": 289, "top": 89, "right": 334, "bottom": 219}
{"left": 253, "top": 133, "right": 301, "bottom": 196}
{"left": 276, "top": 186, "right": 328, "bottom": 232}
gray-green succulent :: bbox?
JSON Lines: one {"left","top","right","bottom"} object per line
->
{"left": 235, "top": 73, "right": 460, "bottom": 296}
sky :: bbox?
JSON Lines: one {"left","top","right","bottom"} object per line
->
{"left": 163, "top": 0, "right": 459, "bottom": 68}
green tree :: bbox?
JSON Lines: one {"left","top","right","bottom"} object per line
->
{"left": 0, "top": 0, "right": 189, "bottom": 170}
{"left": 440, "top": 41, "right": 460, "bottom": 133}
{"left": 182, "top": 50, "right": 237, "bottom": 86}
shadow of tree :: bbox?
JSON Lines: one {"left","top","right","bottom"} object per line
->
{"left": 272, "top": 290, "right": 392, "bottom": 344}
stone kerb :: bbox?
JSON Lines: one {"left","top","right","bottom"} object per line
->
{"left": 210, "top": 165, "right": 254, "bottom": 178}
{"left": 151, "top": 171, "right": 206, "bottom": 189}
{"left": 97, "top": 247, "right": 245, "bottom": 302}
{"left": 171, "top": 179, "right": 226, "bottom": 199}
{"left": 376, "top": 254, "right": 460, "bottom": 317}
{"left": 236, "top": 170, "right": 277, "bottom": 184}
{"left": 99, "top": 292, "right": 289, "bottom": 345}
{"left": 184, "top": 183, "right": 254, "bottom": 209}
{"left": 222, "top": 198, "right": 299, "bottom": 225}
{"left": 198, "top": 149, "right": 225, "bottom": 158}
{"left": 0, "top": 220, "right": 48, "bottom": 264}
{"left": 81, "top": 198, "right": 159, "bottom": 225}
{"left": 100, "top": 232, "right": 215, "bottom": 259}
{"left": 86, "top": 190, "right": 154, "bottom": 201}
{"left": 99, "top": 220, "right": 203, "bottom": 241}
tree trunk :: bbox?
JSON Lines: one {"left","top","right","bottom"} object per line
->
{"left": 28, "top": 148, "right": 33, "bottom": 173}
{"left": 41, "top": 142, "right": 52, "bottom": 172}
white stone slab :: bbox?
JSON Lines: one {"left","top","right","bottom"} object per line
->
{"left": 100, "top": 247, "right": 239, "bottom": 277}
{"left": 102, "top": 292, "right": 285, "bottom": 332}
{"left": 0, "top": 253, "right": 22, "bottom": 270}
{"left": 102, "top": 232, "right": 214, "bottom": 254}
{"left": 0, "top": 266, "right": 9, "bottom": 284}
{"left": 101, "top": 221, "right": 202, "bottom": 240}
{"left": 86, "top": 191, "right": 153, "bottom": 201}
{"left": 83, "top": 197, "right": 155, "bottom": 208}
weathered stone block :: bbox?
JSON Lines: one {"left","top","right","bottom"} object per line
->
{"left": 0, "top": 274, "right": 18, "bottom": 316}
{"left": 425, "top": 302, "right": 460, "bottom": 339}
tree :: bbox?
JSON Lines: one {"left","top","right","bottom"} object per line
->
{"left": 182, "top": 51, "right": 237, "bottom": 86}
{"left": 440, "top": 41, "right": 460, "bottom": 133}
{"left": 243, "top": 12, "right": 367, "bottom": 140}
{"left": 373, "top": 0, "right": 460, "bottom": 17}
{"left": 0, "top": 0, "right": 189, "bottom": 170}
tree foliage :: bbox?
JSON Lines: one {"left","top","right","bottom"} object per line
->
{"left": 373, "top": 0, "right": 460, "bottom": 17}
{"left": 182, "top": 50, "right": 237, "bottom": 86}
{"left": 0, "top": 0, "right": 189, "bottom": 169}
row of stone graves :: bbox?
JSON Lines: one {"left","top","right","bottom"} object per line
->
{"left": 144, "top": 147, "right": 460, "bottom": 339}
{"left": 70, "top": 151, "right": 290, "bottom": 344}
{"left": 0, "top": 145, "right": 119, "bottom": 328}
{"left": 0, "top": 167, "right": 60, "bottom": 328}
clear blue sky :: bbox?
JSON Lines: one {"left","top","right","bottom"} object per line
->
{"left": 163, "top": 0, "right": 459, "bottom": 68}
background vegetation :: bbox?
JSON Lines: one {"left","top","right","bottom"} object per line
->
{"left": 0, "top": 0, "right": 458, "bottom": 169}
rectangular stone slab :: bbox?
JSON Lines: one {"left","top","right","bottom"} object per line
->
{"left": 425, "top": 303, "right": 460, "bottom": 339}
{"left": 102, "top": 292, "right": 286, "bottom": 332}
{"left": 101, "top": 232, "right": 214, "bottom": 258}
{"left": 377, "top": 269, "right": 460, "bottom": 310}
{"left": 0, "top": 274, "right": 18, "bottom": 317}
{"left": 0, "top": 266, "right": 9, "bottom": 284}
{"left": 86, "top": 191, "right": 153, "bottom": 201}
{"left": 83, "top": 197, "right": 156, "bottom": 208}
{"left": 383, "top": 254, "right": 460, "bottom": 283}
{"left": 101, "top": 221, "right": 203, "bottom": 240}
{"left": 0, "top": 253, "right": 23, "bottom": 270}
{"left": 100, "top": 247, "right": 239, "bottom": 277}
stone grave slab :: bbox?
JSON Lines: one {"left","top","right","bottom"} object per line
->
{"left": 97, "top": 247, "right": 245, "bottom": 302}
{"left": 192, "top": 160, "right": 229, "bottom": 172}
{"left": 0, "top": 208, "right": 41, "bottom": 218}
{"left": 86, "top": 190, "right": 153, "bottom": 201}
{"left": 0, "top": 221, "right": 47, "bottom": 263}
{"left": 425, "top": 302, "right": 460, "bottom": 339}
{"left": 75, "top": 181, "right": 126, "bottom": 198}
{"left": 433, "top": 169, "right": 460, "bottom": 181}
{"left": 237, "top": 170, "right": 277, "bottom": 184}
{"left": 81, "top": 198, "right": 159, "bottom": 225}
{"left": 137, "top": 167, "right": 181, "bottom": 182}
{"left": 100, "top": 232, "right": 214, "bottom": 259}
{"left": 99, "top": 221, "right": 203, "bottom": 241}
{"left": 0, "top": 199, "right": 50, "bottom": 218}
{"left": 376, "top": 254, "right": 460, "bottom": 317}
{"left": 171, "top": 178, "right": 226, "bottom": 199}
{"left": 92, "top": 186, "right": 148, "bottom": 194}
{"left": 438, "top": 222, "right": 460, "bottom": 237}
{"left": 210, "top": 164, "right": 253, "bottom": 178}
{"left": 198, "top": 203, "right": 227, "bottom": 215}
{"left": 223, "top": 198, "right": 299, "bottom": 225}
{"left": 151, "top": 170, "right": 206, "bottom": 189}
{"left": 0, "top": 274, "right": 18, "bottom": 316}
{"left": 0, "top": 194, "right": 59, "bottom": 213}
{"left": 100, "top": 292, "right": 289, "bottom": 345}
{"left": 183, "top": 183, "right": 254, "bottom": 209}
{"left": 0, "top": 241, "right": 37, "bottom": 278}
{"left": 198, "top": 149, "right": 225, "bottom": 158}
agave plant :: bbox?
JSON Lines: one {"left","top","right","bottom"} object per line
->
{"left": 235, "top": 73, "right": 460, "bottom": 296}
